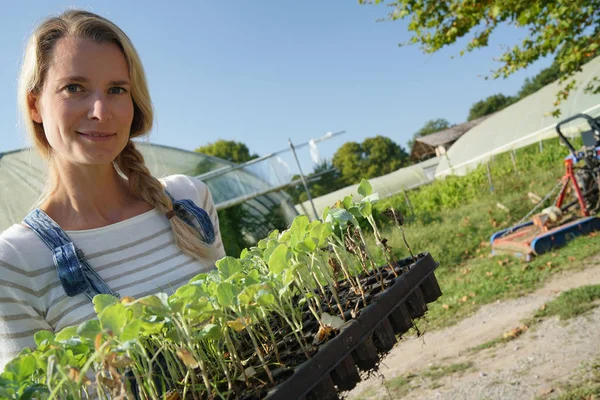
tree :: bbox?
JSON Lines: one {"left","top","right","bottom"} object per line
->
{"left": 332, "top": 135, "right": 409, "bottom": 186}
{"left": 517, "top": 62, "right": 564, "bottom": 98}
{"left": 287, "top": 159, "right": 344, "bottom": 203}
{"left": 195, "top": 139, "right": 259, "bottom": 163}
{"left": 407, "top": 118, "right": 452, "bottom": 150}
{"left": 359, "top": 0, "right": 600, "bottom": 115}
{"left": 467, "top": 94, "right": 516, "bottom": 121}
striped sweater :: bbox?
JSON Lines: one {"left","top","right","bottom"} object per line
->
{"left": 0, "top": 174, "right": 225, "bottom": 370}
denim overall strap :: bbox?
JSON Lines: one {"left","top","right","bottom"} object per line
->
{"left": 165, "top": 190, "right": 215, "bottom": 245}
{"left": 23, "top": 209, "right": 119, "bottom": 302}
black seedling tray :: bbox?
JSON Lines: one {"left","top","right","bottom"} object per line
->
{"left": 264, "top": 252, "right": 442, "bottom": 400}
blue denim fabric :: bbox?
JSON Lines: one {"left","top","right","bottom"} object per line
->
{"left": 22, "top": 191, "right": 214, "bottom": 303}
{"left": 23, "top": 209, "right": 119, "bottom": 302}
{"left": 165, "top": 190, "right": 215, "bottom": 245}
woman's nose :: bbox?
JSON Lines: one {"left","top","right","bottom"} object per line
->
{"left": 87, "top": 92, "right": 112, "bottom": 121}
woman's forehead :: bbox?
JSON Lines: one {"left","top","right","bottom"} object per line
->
{"left": 47, "top": 36, "right": 129, "bottom": 82}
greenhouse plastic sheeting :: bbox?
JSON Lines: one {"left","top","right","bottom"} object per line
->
{"left": 0, "top": 142, "right": 297, "bottom": 233}
{"left": 435, "top": 56, "right": 600, "bottom": 178}
{"left": 295, "top": 157, "right": 439, "bottom": 220}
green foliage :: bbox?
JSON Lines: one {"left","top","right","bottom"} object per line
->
{"left": 467, "top": 93, "right": 516, "bottom": 121}
{"left": 287, "top": 159, "right": 344, "bottom": 204}
{"left": 360, "top": 0, "right": 600, "bottom": 115}
{"left": 535, "top": 285, "right": 600, "bottom": 320}
{"left": 195, "top": 139, "right": 259, "bottom": 163}
{"left": 332, "top": 135, "right": 409, "bottom": 186}
{"left": 0, "top": 182, "right": 406, "bottom": 399}
{"left": 518, "top": 62, "right": 564, "bottom": 98}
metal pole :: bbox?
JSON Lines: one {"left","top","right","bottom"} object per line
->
{"left": 539, "top": 140, "right": 543, "bottom": 153}
{"left": 403, "top": 190, "right": 415, "bottom": 218}
{"left": 510, "top": 150, "right": 518, "bottom": 173}
{"left": 486, "top": 162, "right": 494, "bottom": 193}
{"left": 289, "top": 138, "right": 320, "bottom": 221}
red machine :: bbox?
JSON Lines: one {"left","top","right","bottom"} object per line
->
{"left": 491, "top": 114, "right": 600, "bottom": 261}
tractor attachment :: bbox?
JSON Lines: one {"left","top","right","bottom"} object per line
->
{"left": 491, "top": 113, "right": 600, "bottom": 261}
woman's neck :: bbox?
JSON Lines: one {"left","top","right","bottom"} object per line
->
{"left": 40, "top": 159, "right": 152, "bottom": 230}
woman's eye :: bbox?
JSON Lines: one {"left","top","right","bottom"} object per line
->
{"left": 109, "top": 87, "right": 127, "bottom": 94}
{"left": 65, "top": 84, "right": 82, "bottom": 93}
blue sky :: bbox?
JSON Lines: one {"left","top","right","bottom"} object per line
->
{"left": 1, "top": 1, "right": 552, "bottom": 173}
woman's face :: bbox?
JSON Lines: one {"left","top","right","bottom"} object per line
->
{"left": 30, "top": 36, "right": 134, "bottom": 166}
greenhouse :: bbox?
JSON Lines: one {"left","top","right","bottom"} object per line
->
{"left": 435, "top": 55, "right": 600, "bottom": 177}
{"left": 0, "top": 142, "right": 297, "bottom": 253}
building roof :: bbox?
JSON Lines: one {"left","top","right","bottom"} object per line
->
{"left": 415, "top": 115, "right": 490, "bottom": 147}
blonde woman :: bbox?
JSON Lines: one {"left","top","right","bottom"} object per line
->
{"left": 0, "top": 9, "right": 225, "bottom": 370}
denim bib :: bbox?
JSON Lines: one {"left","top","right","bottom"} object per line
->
{"left": 23, "top": 190, "right": 215, "bottom": 303}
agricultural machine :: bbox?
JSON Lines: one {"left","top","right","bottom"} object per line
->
{"left": 491, "top": 113, "right": 600, "bottom": 261}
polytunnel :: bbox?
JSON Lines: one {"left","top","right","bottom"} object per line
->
{"left": 435, "top": 55, "right": 600, "bottom": 177}
{"left": 0, "top": 142, "right": 298, "bottom": 254}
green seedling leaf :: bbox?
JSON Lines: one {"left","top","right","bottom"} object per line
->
{"left": 290, "top": 215, "right": 310, "bottom": 246}
{"left": 326, "top": 208, "right": 354, "bottom": 228}
{"left": 359, "top": 201, "right": 372, "bottom": 218}
{"left": 342, "top": 195, "right": 353, "bottom": 209}
{"left": 268, "top": 244, "right": 290, "bottom": 275}
{"left": 321, "top": 312, "right": 344, "bottom": 329}
{"left": 240, "top": 248, "right": 249, "bottom": 259}
{"left": 55, "top": 325, "right": 78, "bottom": 342}
{"left": 361, "top": 193, "right": 379, "bottom": 204}
{"left": 268, "top": 229, "right": 280, "bottom": 239}
{"left": 357, "top": 179, "right": 372, "bottom": 197}
{"left": 120, "top": 318, "right": 142, "bottom": 342}
{"left": 238, "top": 284, "right": 260, "bottom": 305}
{"left": 189, "top": 273, "right": 209, "bottom": 283}
{"left": 322, "top": 205, "right": 331, "bottom": 222}
{"left": 216, "top": 282, "right": 239, "bottom": 308}
{"left": 197, "top": 323, "right": 221, "bottom": 340}
{"left": 20, "top": 384, "right": 49, "bottom": 400}
{"left": 216, "top": 257, "right": 243, "bottom": 279}
{"left": 257, "top": 292, "right": 275, "bottom": 307}
{"left": 245, "top": 269, "right": 260, "bottom": 285}
{"left": 263, "top": 239, "right": 280, "bottom": 263}
{"left": 100, "top": 303, "right": 127, "bottom": 335}
{"left": 93, "top": 294, "right": 118, "bottom": 316}
{"left": 34, "top": 330, "right": 55, "bottom": 347}
{"left": 278, "top": 229, "right": 292, "bottom": 245}
{"left": 77, "top": 320, "right": 101, "bottom": 342}
{"left": 310, "top": 223, "right": 332, "bottom": 247}
{"left": 4, "top": 354, "right": 36, "bottom": 382}
{"left": 136, "top": 293, "right": 171, "bottom": 315}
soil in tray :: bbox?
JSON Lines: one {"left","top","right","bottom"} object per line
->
{"left": 179, "top": 254, "right": 427, "bottom": 400}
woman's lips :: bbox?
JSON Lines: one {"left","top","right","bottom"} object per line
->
{"left": 78, "top": 131, "right": 116, "bottom": 142}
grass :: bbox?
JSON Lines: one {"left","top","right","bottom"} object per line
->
{"left": 354, "top": 362, "right": 474, "bottom": 399}
{"left": 421, "top": 362, "right": 474, "bottom": 380}
{"left": 535, "top": 285, "right": 600, "bottom": 321}
{"left": 362, "top": 138, "right": 600, "bottom": 331}
{"left": 538, "top": 358, "right": 600, "bottom": 399}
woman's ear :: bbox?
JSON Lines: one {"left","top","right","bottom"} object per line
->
{"left": 27, "top": 93, "right": 42, "bottom": 123}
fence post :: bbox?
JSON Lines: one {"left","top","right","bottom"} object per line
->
{"left": 486, "top": 162, "right": 494, "bottom": 193}
{"left": 539, "top": 140, "right": 544, "bottom": 153}
{"left": 510, "top": 149, "right": 518, "bottom": 173}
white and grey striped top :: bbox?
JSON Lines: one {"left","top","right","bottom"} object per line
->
{"left": 0, "top": 174, "right": 225, "bottom": 370}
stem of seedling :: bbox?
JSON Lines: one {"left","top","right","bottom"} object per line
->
{"left": 390, "top": 207, "right": 416, "bottom": 261}
{"left": 331, "top": 243, "right": 367, "bottom": 307}
{"left": 245, "top": 324, "right": 275, "bottom": 385}
{"left": 223, "top": 326, "right": 249, "bottom": 386}
{"left": 259, "top": 310, "right": 282, "bottom": 365}
{"left": 312, "top": 254, "right": 345, "bottom": 320}
{"left": 367, "top": 215, "right": 399, "bottom": 277}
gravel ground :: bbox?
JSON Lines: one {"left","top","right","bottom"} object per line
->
{"left": 346, "top": 254, "right": 600, "bottom": 400}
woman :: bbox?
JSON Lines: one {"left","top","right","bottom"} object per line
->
{"left": 0, "top": 10, "right": 225, "bottom": 370}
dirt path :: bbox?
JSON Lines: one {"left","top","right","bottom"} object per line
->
{"left": 346, "top": 254, "right": 600, "bottom": 400}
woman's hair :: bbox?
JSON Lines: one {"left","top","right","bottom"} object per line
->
{"left": 19, "top": 9, "right": 217, "bottom": 261}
